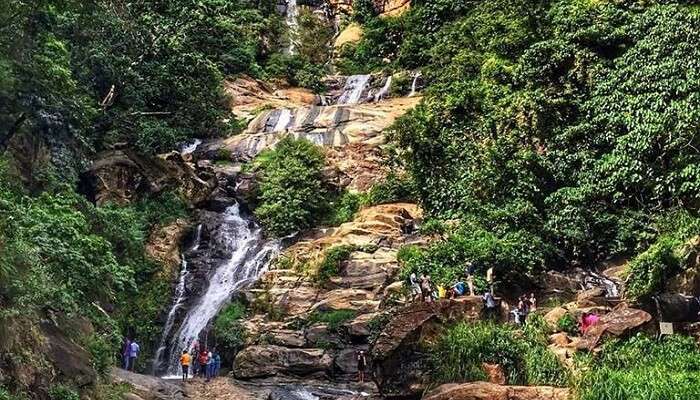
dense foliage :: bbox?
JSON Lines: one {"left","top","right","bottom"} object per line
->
{"left": 342, "top": 0, "right": 700, "bottom": 286}
{"left": 253, "top": 137, "right": 328, "bottom": 236}
{"left": 1, "top": 0, "right": 283, "bottom": 156}
{"left": 576, "top": 334, "right": 700, "bottom": 400}
{"left": 431, "top": 320, "right": 568, "bottom": 387}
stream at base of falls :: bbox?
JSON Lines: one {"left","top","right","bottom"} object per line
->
{"left": 153, "top": 204, "right": 285, "bottom": 377}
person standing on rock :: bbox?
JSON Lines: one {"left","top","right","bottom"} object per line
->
{"left": 198, "top": 348, "right": 209, "bottom": 378}
{"left": 128, "top": 339, "right": 140, "bottom": 372}
{"left": 357, "top": 350, "right": 368, "bottom": 383}
{"left": 465, "top": 261, "right": 476, "bottom": 296}
{"left": 409, "top": 272, "right": 422, "bottom": 302}
{"left": 213, "top": 350, "right": 221, "bottom": 377}
{"left": 121, "top": 337, "right": 131, "bottom": 370}
{"left": 206, "top": 348, "right": 214, "bottom": 382}
{"left": 421, "top": 275, "right": 433, "bottom": 303}
{"left": 180, "top": 350, "right": 191, "bottom": 382}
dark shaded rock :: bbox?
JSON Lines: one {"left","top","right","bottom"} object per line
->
{"left": 371, "top": 298, "right": 484, "bottom": 399}
{"left": 40, "top": 320, "right": 96, "bottom": 388}
{"left": 652, "top": 293, "right": 700, "bottom": 323}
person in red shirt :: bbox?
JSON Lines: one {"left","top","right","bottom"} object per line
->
{"left": 198, "top": 349, "right": 209, "bottom": 378}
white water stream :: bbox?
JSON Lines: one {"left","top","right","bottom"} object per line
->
{"left": 409, "top": 71, "right": 422, "bottom": 97}
{"left": 157, "top": 205, "right": 283, "bottom": 376}
{"left": 374, "top": 76, "right": 392, "bottom": 102}
{"left": 337, "top": 75, "right": 371, "bottom": 105}
{"left": 286, "top": 0, "right": 300, "bottom": 54}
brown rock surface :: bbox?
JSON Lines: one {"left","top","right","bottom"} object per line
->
{"left": 145, "top": 219, "right": 190, "bottom": 281}
{"left": 576, "top": 305, "right": 652, "bottom": 350}
{"left": 482, "top": 363, "right": 506, "bottom": 385}
{"left": 224, "top": 76, "right": 316, "bottom": 122}
{"left": 423, "top": 382, "right": 569, "bottom": 400}
{"left": 334, "top": 23, "right": 363, "bottom": 48}
{"left": 544, "top": 307, "right": 568, "bottom": 331}
{"left": 233, "top": 345, "right": 333, "bottom": 379}
{"left": 372, "top": 299, "right": 485, "bottom": 399}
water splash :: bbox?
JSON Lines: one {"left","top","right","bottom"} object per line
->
{"left": 374, "top": 76, "right": 392, "bottom": 102}
{"left": 337, "top": 75, "right": 371, "bottom": 105}
{"left": 157, "top": 205, "right": 283, "bottom": 376}
{"left": 180, "top": 139, "right": 202, "bottom": 155}
{"left": 409, "top": 71, "right": 422, "bottom": 97}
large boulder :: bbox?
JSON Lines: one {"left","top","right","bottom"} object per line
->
{"left": 423, "top": 382, "right": 569, "bottom": 400}
{"left": 233, "top": 345, "right": 333, "bottom": 379}
{"left": 576, "top": 305, "right": 652, "bottom": 350}
{"left": 81, "top": 150, "right": 216, "bottom": 206}
{"left": 652, "top": 293, "right": 700, "bottom": 323}
{"left": 40, "top": 320, "right": 96, "bottom": 389}
{"left": 145, "top": 218, "right": 190, "bottom": 281}
{"left": 110, "top": 369, "right": 186, "bottom": 400}
{"left": 371, "top": 298, "right": 484, "bottom": 399}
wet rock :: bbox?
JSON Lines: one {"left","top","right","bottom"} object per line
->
{"left": 224, "top": 76, "right": 317, "bottom": 122}
{"left": 371, "top": 299, "right": 484, "bottom": 399}
{"left": 423, "top": 382, "right": 569, "bottom": 400}
{"left": 267, "top": 329, "right": 307, "bottom": 348}
{"left": 576, "top": 305, "right": 652, "bottom": 350}
{"left": 233, "top": 346, "right": 333, "bottom": 379}
{"left": 111, "top": 369, "right": 185, "bottom": 400}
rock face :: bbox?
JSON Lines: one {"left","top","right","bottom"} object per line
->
{"left": 111, "top": 369, "right": 186, "bottom": 400}
{"left": 576, "top": 305, "right": 652, "bottom": 350}
{"left": 667, "top": 236, "right": 700, "bottom": 296}
{"left": 81, "top": 150, "right": 216, "bottom": 206}
{"left": 234, "top": 203, "right": 424, "bottom": 387}
{"left": 372, "top": 298, "right": 485, "bottom": 399}
{"left": 220, "top": 97, "right": 419, "bottom": 161}
{"left": 224, "top": 76, "right": 317, "bottom": 122}
{"left": 145, "top": 218, "right": 191, "bottom": 281}
{"left": 651, "top": 293, "right": 700, "bottom": 323}
{"left": 423, "top": 382, "right": 569, "bottom": 400}
{"left": 233, "top": 346, "right": 333, "bottom": 379}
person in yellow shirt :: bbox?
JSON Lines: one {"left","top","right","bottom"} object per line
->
{"left": 180, "top": 350, "right": 191, "bottom": 382}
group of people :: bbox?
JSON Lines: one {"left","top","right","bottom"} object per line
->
{"left": 121, "top": 338, "right": 140, "bottom": 371}
{"left": 179, "top": 342, "right": 221, "bottom": 382}
{"left": 512, "top": 293, "right": 537, "bottom": 325}
{"left": 409, "top": 262, "right": 496, "bottom": 302}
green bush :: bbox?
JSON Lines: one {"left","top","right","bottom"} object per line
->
{"left": 576, "top": 334, "right": 700, "bottom": 400}
{"left": 254, "top": 137, "right": 328, "bottom": 236}
{"left": 364, "top": 172, "right": 416, "bottom": 206}
{"left": 213, "top": 302, "right": 248, "bottom": 353}
{"left": 48, "top": 386, "right": 79, "bottom": 400}
{"left": 431, "top": 321, "right": 568, "bottom": 386}
{"left": 87, "top": 334, "right": 114, "bottom": 378}
{"left": 322, "top": 191, "right": 362, "bottom": 227}
{"left": 317, "top": 245, "right": 355, "bottom": 283}
{"left": 556, "top": 313, "right": 578, "bottom": 336}
{"left": 307, "top": 309, "right": 357, "bottom": 332}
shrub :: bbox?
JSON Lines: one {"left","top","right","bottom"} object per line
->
{"left": 364, "top": 172, "right": 416, "bottom": 206}
{"left": 254, "top": 137, "right": 328, "bottom": 236}
{"left": 431, "top": 321, "right": 567, "bottom": 386}
{"left": 213, "top": 302, "right": 248, "bottom": 353}
{"left": 556, "top": 313, "right": 578, "bottom": 336}
{"left": 307, "top": 309, "right": 357, "bottom": 332}
{"left": 576, "top": 334, "right": 700, "bottom": 400}
{"left": 322, "top": 191, "right": 362, "bottom": 227}
{"left": 87, "top": 334, "right": 114, "bottom": 378}
{"left": 317, "top": 245, "right": 355, "bottom": 283}
{"left": 48, "top": 386, "right": 79, "bottom": 400}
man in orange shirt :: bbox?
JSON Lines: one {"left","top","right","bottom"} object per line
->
{"left": 180, "top": 350, "right": 191, "bottom": 382}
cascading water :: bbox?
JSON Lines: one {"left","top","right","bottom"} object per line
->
{"left": 409, "top": 71, "right": 422, "bottom": 97}
{"left": 286, "top": 0, "right": 300, "bottom": 54}
{"left": 374, "top": 76, "right": 392, "bottom": 102}
{"left": 180, "top": 139, "right": 202, "bottom": 155}
{"left": 152, "top": 225, "right": 202, "bottom": 373}
{"left": 337, "top": 75, "right": 371, "bottom": 105}
{"left": 156, "top": 204, "right": 283, "bottom": 377}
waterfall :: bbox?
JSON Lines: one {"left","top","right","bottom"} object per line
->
{"left": 337, "top": 75, "right": 371, "bottom": 105}
{"left": 180, "top": 139, "right": 202, "bottom": 155}
{"left": 152, "top": 225, "right": 202, "bottom": 374}
{"left": 374, "top": 76, "right": 392, "bottom": 102}
{"left": 156, "top": 205, "right": 283, "bottom": 377}
{"left": 409, "top": 71, "right": 422, "bottom": 97}
{"left": 286, "top": 0, "right": 300, "bottom": 54}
